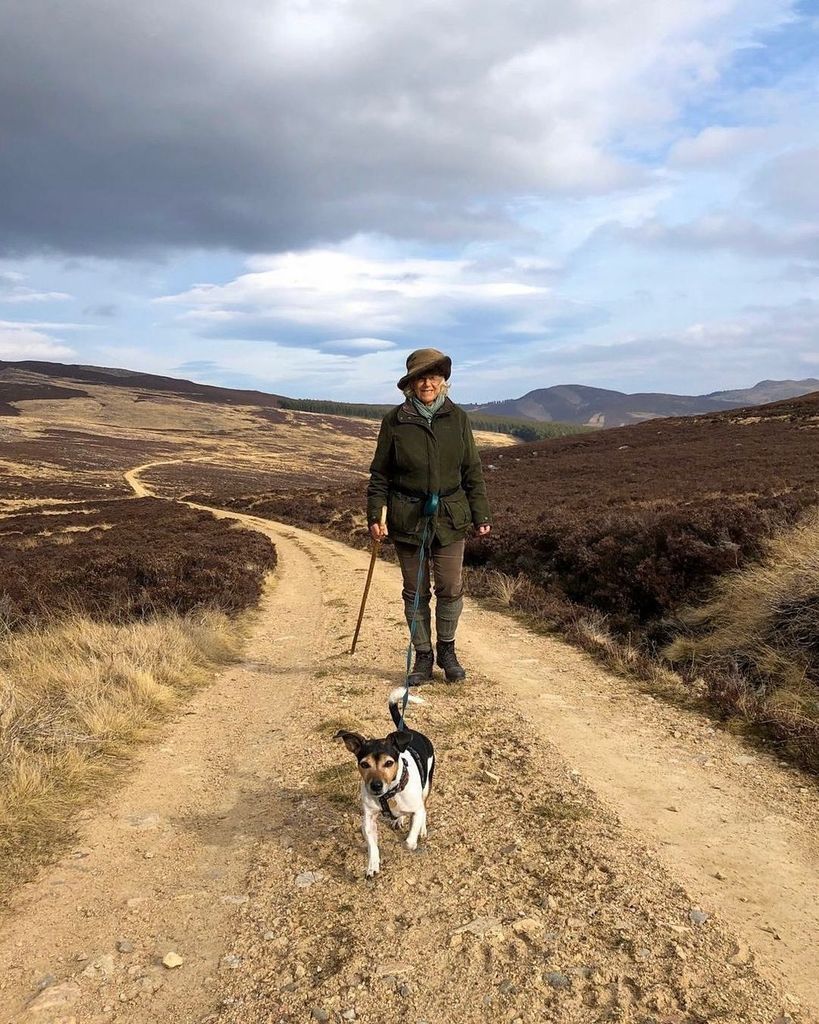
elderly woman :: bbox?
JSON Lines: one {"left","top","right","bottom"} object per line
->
{"left": 367, "top": 348, "right": 492, "bottom": 685}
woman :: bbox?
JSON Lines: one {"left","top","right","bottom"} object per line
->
{"left": 367, "top": 348, "right": 491, "bottom": 684}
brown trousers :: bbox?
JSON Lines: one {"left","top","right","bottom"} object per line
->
{"left": 393, "top": 538, "right": 465, "bottom": 651}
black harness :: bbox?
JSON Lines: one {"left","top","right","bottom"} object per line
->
{"left": 379, "top": 748, "right": 428, "bottom": 820}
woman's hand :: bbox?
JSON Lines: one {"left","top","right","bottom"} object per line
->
{"left": 477, "top": 523, "right": 491, "bottom": 537}
{"left": 369, "top": 522, "right": 389, "bottom": 542}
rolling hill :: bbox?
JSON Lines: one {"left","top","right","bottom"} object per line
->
{"left": 467, "top": 378, "right": 819, "bottom": 427}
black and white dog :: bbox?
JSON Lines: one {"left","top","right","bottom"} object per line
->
{"left": 335, "top": 688, "right": 435, "bottom": 878}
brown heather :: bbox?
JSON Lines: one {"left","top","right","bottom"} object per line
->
{"left": 0, "top": 497, "right": 277, "bottom": 628}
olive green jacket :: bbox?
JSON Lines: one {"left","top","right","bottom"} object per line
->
{"left": 367, "top": 397, "right": 492, "bottom": 546}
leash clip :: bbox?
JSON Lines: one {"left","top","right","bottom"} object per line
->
{"left": 423, "top": 492, "right": 439, "bottom": 517}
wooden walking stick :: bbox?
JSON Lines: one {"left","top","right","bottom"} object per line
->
{"left": 350, "top": 506, "right": 387, "bottom": 655}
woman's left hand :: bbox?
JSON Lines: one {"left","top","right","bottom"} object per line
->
{"left": 477, "top": 524, "right": 491, "bottom": 537}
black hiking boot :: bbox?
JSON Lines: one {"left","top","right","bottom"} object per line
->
{"left": 407, "top": 649, "right": 434, "bottom": 687}
{"left": 436, "top": 640, "right": 466, "bottom": 682}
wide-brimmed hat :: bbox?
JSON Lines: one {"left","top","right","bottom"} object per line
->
{"left": 397, "top": 348, "right": 452, "bottom": 390}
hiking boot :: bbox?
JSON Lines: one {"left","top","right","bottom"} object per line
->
{"left": 436, "top": 640, "right": 466, "bottom": 682}
{"left": 407, "top": 649, "right": 434, "bottom": 686}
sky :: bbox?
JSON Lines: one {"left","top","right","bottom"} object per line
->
{"left": 1, "top": 0, "right": 818, "bottom": 403}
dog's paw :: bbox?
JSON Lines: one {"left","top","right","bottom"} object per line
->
{"left": 365, "top": 864, "right": 380, "bottom": 878}
{"left": 389, "top": 815, "right": 406, "bottom": 831}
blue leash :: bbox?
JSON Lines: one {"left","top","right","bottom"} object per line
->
{"left": 398, "top": 493, "right": 438, "bottom": 729}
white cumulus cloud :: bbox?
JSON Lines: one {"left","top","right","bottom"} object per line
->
{"left": 0, "top": 321, "right": 76, "bottom": 360}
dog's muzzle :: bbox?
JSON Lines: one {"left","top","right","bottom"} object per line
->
{"left": 369, "top": 780, "right": 384, "bottom": 794}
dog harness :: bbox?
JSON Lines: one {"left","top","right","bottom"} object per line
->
{"left": 378, "top": 748, "right": 428, "bottom": 819}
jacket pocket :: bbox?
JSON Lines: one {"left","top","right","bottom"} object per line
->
{"left": 388, "top": 491, "right": 423, "bottom": 537}
{"left": 441, "top": 489, "right": 471, "bottom": 530}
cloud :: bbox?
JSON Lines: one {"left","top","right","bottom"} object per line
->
{"left": 668, "top": 125, "right": 770, "bottom": 166}
{"left": 527, "top": 299, "right": 819, "bottom": 384}
{"left": 0, "top": 0, "right": 794, "bottom": 255}
{"left": 599, "top": 214, "right": 819, "bottom": 261}
{"left": 322, "top": 337, "right": 397, "bottom": 353}
{"left": 0, "top": 321, "right": 76, "bottom": 360}
{"left": 101, "top": 339, "right": 407, "bottom": 400}
{"left": 82, "top": 303, "right": 118, "bottom": 318}
{"left": 156, "top": 245, "right": 607, "bottom": 355}
{"left": 753, "top": 145, "right": 819, "bottom": 218}
{"left": 0, "top": 270, "right": 71, "bottom": 303}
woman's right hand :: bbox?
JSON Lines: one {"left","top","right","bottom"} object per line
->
{"left": 369, "top": 522, "right": 388, "bottom": 541}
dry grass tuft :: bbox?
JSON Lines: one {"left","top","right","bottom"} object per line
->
{"left": 0, "top": 609, "right": 244, "bottom": 897}
{"left": 484, "top": 570, "right": 528, "bottom": 608}
{"left": 664, "top": 511, "right": 819, "bottom": 768}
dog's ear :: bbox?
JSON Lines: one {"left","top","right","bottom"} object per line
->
{"left": 334, "top": 730, "right": 366, "bottom": 756}
{"left": 387, "top": 730, "right": 413, "bottom": 752}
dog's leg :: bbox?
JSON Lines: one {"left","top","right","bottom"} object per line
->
{"left": 362, "top": 807, "right": 381, "bottom": 877}
{"left": 406, "top": 805, "right": 426, "bottom": 851}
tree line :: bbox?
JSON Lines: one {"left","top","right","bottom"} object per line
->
{"left": 278, "top": 397, "right": 589, "bottom": 442}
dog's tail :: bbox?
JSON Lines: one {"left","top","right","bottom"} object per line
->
{"left": 388, "top": 686, "right": 424, "bottom": 730}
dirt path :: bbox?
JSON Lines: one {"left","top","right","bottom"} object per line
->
{"left": 1, "top": 466, "right": 817, "bottom": 1024}
{"left": 123, "top": 459, "right": 206, "bottom": 498}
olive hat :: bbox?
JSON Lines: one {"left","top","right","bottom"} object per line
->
{"left": 397, "top": 348, "right": 452, "bottom": 391}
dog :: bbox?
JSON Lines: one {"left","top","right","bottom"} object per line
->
{"left": 335, "top": 687, "right": 435, "bottom": 878}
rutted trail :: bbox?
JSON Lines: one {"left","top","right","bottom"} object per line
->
{"left": 0, "top": 516, "right": 330, "bottom": 1023}
{"left": 0, "top": 463, "right": 816, "bottom": 1024}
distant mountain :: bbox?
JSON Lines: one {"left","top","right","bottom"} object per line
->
{"left": 466, "top": 379, "right": 819, "bottom": 428}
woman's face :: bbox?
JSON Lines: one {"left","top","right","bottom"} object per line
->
{"left": 411, "top": 372, "right": 445, "bottom": 405}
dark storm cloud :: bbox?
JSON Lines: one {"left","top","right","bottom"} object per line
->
{"left": 0, "top": 0, "right": 644, "bottom": 257}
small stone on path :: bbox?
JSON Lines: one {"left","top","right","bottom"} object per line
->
{"left": 295, "top": 871, "right": 325, "bottom": 888}
{"left": 162, "top": 952, "right": 184, "bottom": 969}
{"left": 375, "top": 960, "right": 414, "bottom": 978}
{"left": 81, "top": 954, "right": 116, "bottom": 979}
{"left": 688, "top": 908, "right": 709, "bottom": 925}
{"left": 512, "top": 917, "right": 542, "bottom": 939}
{"left": 546, "top": 971, "right": 570, "bottom": 990}
{"left": 452, "top": 916, "right": 503, "bottom": 938}
{"left": 24, "top": 979, "right": 82, "bottom": 1014}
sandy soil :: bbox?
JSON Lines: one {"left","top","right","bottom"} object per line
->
{"left": 1, "top": 469, "right": 817, "bottom": 1024}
